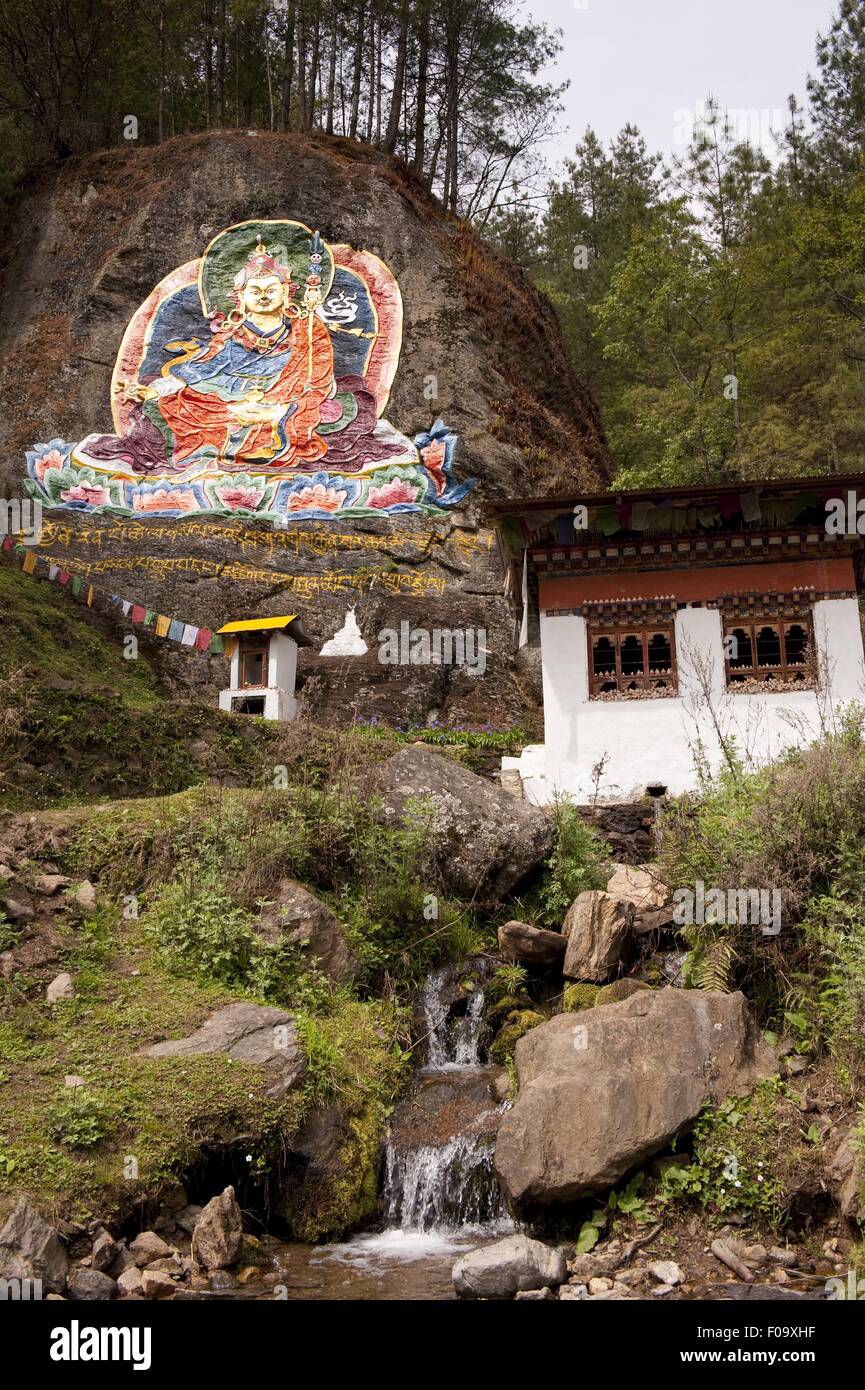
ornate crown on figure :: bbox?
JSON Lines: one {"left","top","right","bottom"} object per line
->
{"left": 232, "top": 239, "right": 294, "bottom": 297}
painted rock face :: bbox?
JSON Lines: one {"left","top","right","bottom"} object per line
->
{"left": 24, "top": 219, "right": 474, "bottom": 523}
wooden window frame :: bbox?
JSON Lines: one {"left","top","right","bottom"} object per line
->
{"left": 588, "top": 624, "right": 678, "bottom": 699}
{"left": 723, "top": 615, "right": 813, "bottom": 689}
{"left": 239, "top": 640, "right": 270, "bottom": 690}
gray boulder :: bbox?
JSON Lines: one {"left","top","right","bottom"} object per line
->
{"left": 257, "top": 879, "right": 357, "bottom": 984}
{"left": 562, "top": 891, "right": 634, "bottom": 981}
{"left": 370, "top": 747, "right": 553, "bottom": 904}
{"left": 495, "top": 987, "right": 777, "bottom": 1206}
{"left": 67, "top": 1268, "right": 117, "bottom": 1300}
{"left": 498, "top": 921, "right": 566, "bottom": 968}
{"left": 826, "top": 1127, "right": 864, "bottom": 1225}
{"left": 128, "top": 1231, "right": 172, "bottom": 1267}
{"left": 453, "top": 1234, "right": 566, "bottom": 1299}
{"left": 191, "top": 1187, "right": 243, "bottom": 1270}
{"left": 0, "top": 1197, "right": 69, "bottom": 1294}
{"left": 141, "top": 1003, "right": 306, "bottom": 1100}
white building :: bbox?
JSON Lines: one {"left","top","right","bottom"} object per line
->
{"left": 217, "top": 615, "right": 310, "bottom": 721}
{"left": 493, "top": 478, "right": 865, "bottom": 805}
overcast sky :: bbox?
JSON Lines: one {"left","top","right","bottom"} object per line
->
{"left": 529, "top": 0, "right": 839, "bottom": 170}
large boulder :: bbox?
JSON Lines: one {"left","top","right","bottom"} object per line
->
{"left": 0, "top": 1198, "right": 69, "bottom": 1294}
{"left": 191, "top": 1187, "right": 243, "bottom": 1270}
{"left": 452, "top": 1234, "right": 566, "bottom": 1299}
{"left": 67, "top": 1268, "right": 117, "bottom": 1300}
{"left": 0, "top": 131, "right": 613, "bottom": 739}
{"left": 495, "top": 988, "right": 777, "bottom": 1206}
{"left": 826, "top": 1127, "right": 864, "bottom": 1226}
{"left": 141, "top": 1003, "right": 306, "bottom": 1100}
{"left": 256, "top": 880, "right": 357, "bottom": 984}
{"left": 371, "top": 747, "right": 553, "bottom": 904}
{"left": 562, "top": 891, "right": 634, "bottom": 981}
{"left": 497, "top": 921, "right": 565, "bottom": 968}
{"left": 606, "top": 863, "right": 668, "bottom": 911}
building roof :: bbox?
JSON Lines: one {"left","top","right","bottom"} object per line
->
{"left": 216, "top": 615, "right": 313, "bottom": 645}
{"left": 485, "top": 471, "right": 865, "bottom": 520}
{"left": 217, "top": 616, "right": 299, "bottom": 634}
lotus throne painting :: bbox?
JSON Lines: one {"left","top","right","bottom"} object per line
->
{"left": 25, "top": 219, "right": 474, "bottom": 520}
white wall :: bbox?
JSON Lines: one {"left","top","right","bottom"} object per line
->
{"left": 503, "top": 598, "right": 865, "bottom": 804}
{"left": 218, "top": 632, "right": 299, "bottom": 721}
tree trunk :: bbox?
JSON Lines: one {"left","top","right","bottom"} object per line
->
{"left": 348, "top": 0, "right": 365, "bottom": 140}
{"left": 157, "top": 0, "right": 166, "bottom": 143}
{"left": 278, "top": 1, "right": 297, "bottom": 132}
{"left": 384, "top": 0, "right": 408, "bottom": 155}
{"left": 214, "top": 0, "right": 226, "bottom": 127}
{"left": 325, "top": 22, "right": 337, "bottom": 134}
{"left": 306, "top": 1, "right": 321, "bottom": 132}
{"left": 297, "top": 5, "right": 308, "bottom": 131}
{"left": 412, "top": 4, "right": 429, "bottom": 177}
{"left": 365, "top": 10, "right": 376, "bottom": 142}
{"left": 203, "top": 0, "right": 213, "bottom": 129}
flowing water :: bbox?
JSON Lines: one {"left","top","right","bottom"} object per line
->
{"left": 260, "top": 963, "right": 511, "bottom": 1299}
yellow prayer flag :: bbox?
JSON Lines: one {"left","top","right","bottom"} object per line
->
{"left": 155, "top": 615, "right": 171, "bottom": 638}
{"left": 21, "top": 550, "right": 36, "bottom": 574}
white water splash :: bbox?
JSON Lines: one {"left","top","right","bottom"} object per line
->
{"left": 421, "top": 966, "right": 486, "bottom": 1070}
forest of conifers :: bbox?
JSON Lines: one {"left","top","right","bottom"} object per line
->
{"left": 2, "top": 0, "right": 865, "bottom": 487}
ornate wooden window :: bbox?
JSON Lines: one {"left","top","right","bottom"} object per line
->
{"left": 239, "top": 640, "right": 269, "bottom": 689}
{"left": 723, "top": 617, "right": 813, "bottom": 689}
{"left": 588, "top": 626, "right": 677, "bottom": 698}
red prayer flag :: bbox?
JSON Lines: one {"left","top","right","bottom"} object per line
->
{"left": 195, "top": 627, "right": 213, "bottom": 651}
{"left": 131, "top": 605, "right": 147, "bottom": 623}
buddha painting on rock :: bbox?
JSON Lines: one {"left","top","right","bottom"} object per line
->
{"left": 26, "top": 219, "right": 473, "bottom": 520}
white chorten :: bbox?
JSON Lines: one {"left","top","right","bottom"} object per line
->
{"left": 320, "top": 607, "right": 369, "bottom": 657}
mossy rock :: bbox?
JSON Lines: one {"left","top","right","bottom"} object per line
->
{"left": 639, "top": 962, "right": 667, "bottom": 987}
{"left": 562, "top": 983, "right": 600, "bottom": 1013}
{"left": 485, "top": 992, "right": 529, "bottom": 1024}
{"left": 489, "top": 1009, "right": 545, "bottom": 1065}
{"left": 595, "top": 979, "right": 653, "bottom": 1006}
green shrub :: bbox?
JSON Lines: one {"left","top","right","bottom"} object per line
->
{"left": 660, "top": 711, "right": 865, "bottom": 1065}
{"left": 539, "top": 801, "right": 610, "bottom": 926}
{"left": 48, "top": 1093, "right": 113, "bottom": 1149}
{"left": 489, "top": 963, "right": 529, "bottom": 999}
{"left": 657, "top": 1079, "right": 815, "bottom": 1227}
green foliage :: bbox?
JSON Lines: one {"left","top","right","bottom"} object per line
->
{"left": 144, "top": 871, "right": 329, "bottom": 1011}
{"left": 660, "top": 712, "right": 865, "bottom": 1070}
{"left": 354, "top": 723, "right": 529, "bottom": 753}
{"left": 607, "top": 1171, "right": 652, "bottom": 1223}
{"left": 657, "top": 1080, "right": 809, "bottom": 1226}
{"left": 539, "top": 800, "right": 610, "bottom": 926}
{"left": 0, "top": 911, "right": 19, "bottom": 953}
{"left": 489, "top": 963, "right": 529, "bottom": 998}
{"left": 48, "top": 1092, "right": 113, "bottom": 1149}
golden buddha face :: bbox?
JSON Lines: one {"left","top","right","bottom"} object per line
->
{"left": 240, "top": 273, "right": 285, "bottom": 319}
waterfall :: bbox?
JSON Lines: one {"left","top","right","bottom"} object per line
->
{"left": 383, "top": 1134, "right": 507, "bottom": 1232}
{"left": 381, "top": 962, "right": 511, "bottom": 1234}
{"left": 420, "top": 965, "right": 486, "bottom": 1070}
